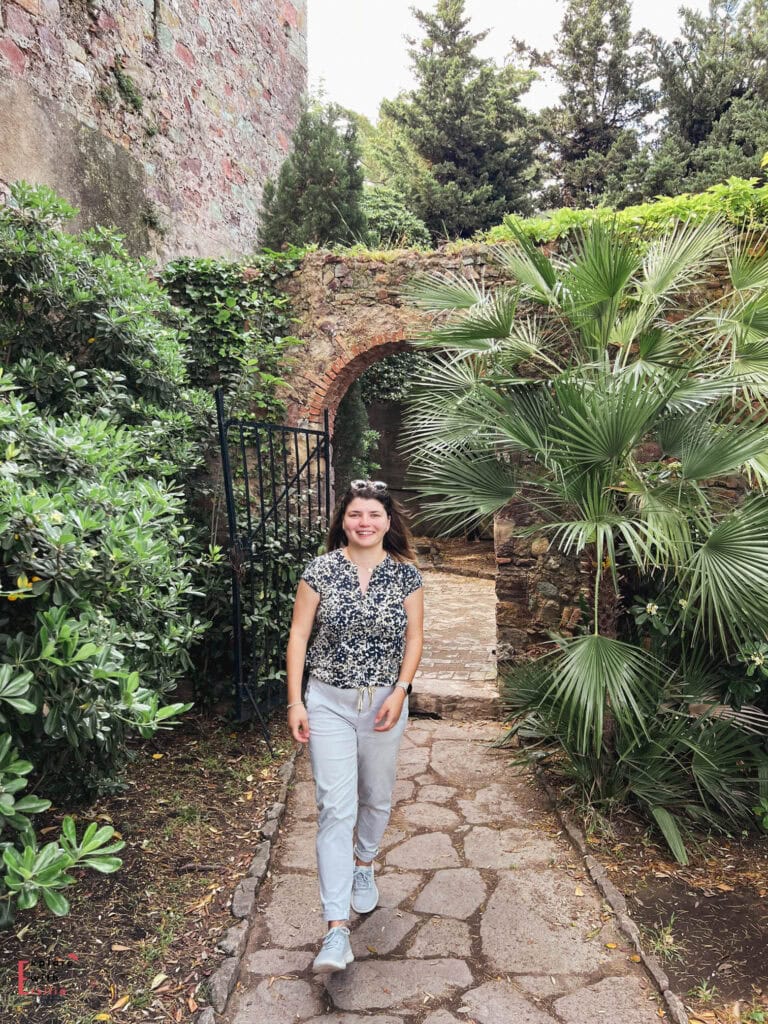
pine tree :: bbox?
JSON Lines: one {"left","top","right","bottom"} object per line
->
{"left": 258, "top": 103, "right": 366, "bottom": 250}
{"left": 637, "top": 0, "right": 768, "bottom": 196}
{"left": 380, "top": 0, "right": 539, "bottom": 239}
{"left": 537, "top": 0, "right": 654, "bottom": 208}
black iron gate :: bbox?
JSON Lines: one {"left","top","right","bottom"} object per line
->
{"left": 216, "top": 389, "right": 331, "bottom": 741}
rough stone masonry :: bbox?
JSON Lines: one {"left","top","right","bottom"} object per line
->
{"left": 0, "top": 0, "right": 307, "bottom": 258}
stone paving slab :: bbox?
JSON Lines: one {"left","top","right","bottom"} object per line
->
{"left": 222, "top": 573, "right": 664, "bottom": 1024}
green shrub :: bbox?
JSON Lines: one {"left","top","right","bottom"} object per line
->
{"left": 161, "top": 250, "right": 305, "bottom": 420}
{"left": 0, "top": 183, "right": 209, "bottom": 923}
{"left": 406, "top": 218, "right": 768, "bottom": 861}
{"left": 485, "top": 176, "right": 768, "bottom": 244}
{"left": 361, "top": 185, "right": 432, "bottom": 249}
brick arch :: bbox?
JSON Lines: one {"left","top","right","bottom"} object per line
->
{"left": 296, "top": 330, "right": 413, "bottom": 431}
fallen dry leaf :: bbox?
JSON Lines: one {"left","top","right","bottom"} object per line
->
{"left": 109, "top": 994, "right": 130, "bottom": 1011}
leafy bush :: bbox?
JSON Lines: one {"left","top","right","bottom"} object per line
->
{"left": 161, "top": 250, "right": 305, "bottom": 420}
{"left": 0, "top": 183, "right": 210, "bottom": 923}
{"left": 406, "top": 217, "right": 768, "bottom": 860}
{"left": 485, "top": 176, "right": 768, "bottom": 244}
{"left": 361, "top": 185, "right": 431, "bottom": 249}
{"left": 332, "top": 381, "right": 380, "bottom": 493}
{"left": 359, "top": 350, "right": 432, "bottom": 404}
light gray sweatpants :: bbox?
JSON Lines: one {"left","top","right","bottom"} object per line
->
{"left": 306, "top": 675, "right": 408, "bottom": 922}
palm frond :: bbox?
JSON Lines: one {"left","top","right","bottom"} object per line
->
{"left": 679, "top": 415, "right": 768, "bottom": 480}
{"left": 401, "top": 270, "right": 487, "bottom": 311}
{"left": 419, "top": 287, "right": 518, "bottom": 350}
{"left": 681, "top": 496, "right": 768, "bottom": 650}
{"left": 650, "top": 807, "right": 689, "bottom": 865}
{"left": 565, "top": 222, "right": 642, "bottom": 307}
{"left": 640, "top": 218, "right": 729, "bottom": 300}
{"left": 548, "top": 371, "right": 668, "bottom": 468}
{"left": 491, "top": 221, "right": 560, "bottom": 306}
{"left": 407, "top": 447, "right": 520, "bottom": 532}
{"left": 727, "top": 231, "right": 768, "bottom": 292}
{"left": 663, "top": 378, "right": 737, "bottom": 414}
{"left": 543, "top": 635, "right": 660, "bottom": 756}
{"left": 720, "top": 293, "right": 768, "bottom": 348}
{"left": 619, "top": 480, "right": 696, "bottom": 570}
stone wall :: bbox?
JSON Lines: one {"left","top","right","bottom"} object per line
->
{"left": 283, "top": 246, "right": 736, "bottom": 672}
{"left": 281, "top": 246, "right": 509, "bottom": 430}
{"left": 0, "top": 0, "right": 307, "bottom": 258}
{"left": 282, "top": 244, "right": 546, "bottom": 666}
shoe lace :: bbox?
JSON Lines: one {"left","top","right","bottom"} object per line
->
{"left": 353, "top": 867, "right": 373, "bottom": 891}
{"left": 322, "top": 926, "right": 348, "bottom": 951}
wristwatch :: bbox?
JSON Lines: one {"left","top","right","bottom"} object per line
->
{"left": 395, "top": 681, "right": 413, "bottom": 696}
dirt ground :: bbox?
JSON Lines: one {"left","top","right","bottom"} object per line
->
{"left": 0, "top": 712, "right": 294, "bottom": 1024}
{"left": 551, "top": 797, "right": 768, "bottom": 1023}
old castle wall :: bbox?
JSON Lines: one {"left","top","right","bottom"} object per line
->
{"left": 0, "top": 0, "right": 307, "bottom": 258}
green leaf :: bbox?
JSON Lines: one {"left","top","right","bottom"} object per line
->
{"left": 82, "top": 855, "right": 123, "bottom": 873}
{"left": 42, "top": 888, "right": 71, "bottom": 916}
{"left": 650, "top": 806, "right": 689, "bottom": 865}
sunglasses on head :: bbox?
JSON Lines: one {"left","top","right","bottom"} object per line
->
{"left": 350, "top": 479, "right": 388, "bottom": 493}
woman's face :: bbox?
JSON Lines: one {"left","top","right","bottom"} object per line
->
{"left": 343, "top": 497, "right": 390, "bottom": 549}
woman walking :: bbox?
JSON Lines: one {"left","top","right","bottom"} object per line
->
{"left": 286, "top": 479, "right": 424, "bottom": 973}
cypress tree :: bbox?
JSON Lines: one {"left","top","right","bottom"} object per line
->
{"left": 259, "top": 103, "right": 366, "bottom": 249}
{"left": 381, "top": 0, "right": 539, "bottom": 239}
{"left": 537, "top": 0, "right": 654, "bottom": 208}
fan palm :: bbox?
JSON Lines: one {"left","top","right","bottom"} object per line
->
{"left": 404, "top": 218, "right": 768, "bottom": 859}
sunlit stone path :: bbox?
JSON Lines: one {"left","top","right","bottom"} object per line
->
{"left": 222, "top": 571, "right": 664, "bottom": 1024}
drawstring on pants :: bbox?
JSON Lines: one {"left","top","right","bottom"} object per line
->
{"left": 356, "top": 685, "right": 375, "bottom": 713}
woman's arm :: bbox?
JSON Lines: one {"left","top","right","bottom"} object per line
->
{"left": 285, "top": 580, "right": 320, "bottom": 743}
{"left": 374, "top": 587, "right": 424, "bottom": 732}
{"left": 398, "top": 587, "right": 424, "bottom": 683}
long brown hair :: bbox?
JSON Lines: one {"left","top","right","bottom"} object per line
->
{"left": 325, "top": 482, "right": 417, "bottom": 562}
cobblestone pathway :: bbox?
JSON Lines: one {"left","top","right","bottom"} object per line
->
{"left": 222, "top": 572, "right": 664, "bottom": 1024}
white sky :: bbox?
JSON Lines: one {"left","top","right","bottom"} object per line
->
{"left": 308, "top": 0, "right": 711, "bottom": 122}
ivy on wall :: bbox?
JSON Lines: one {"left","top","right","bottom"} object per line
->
{"left": 161, "top": 248, "right": 305, "bottom": 422}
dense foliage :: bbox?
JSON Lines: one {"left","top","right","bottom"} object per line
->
{"left": 259, "top": 102, "right": 366, "bottom": 250}
{"left": 359, "top": 351, "right": 432, "bottom": 404}
{"left": 379, "top": 0, "right": 539, "bottom": 239}
{"left": 486, "top": 176, "right": 768, "bottom": 243}
{"left": 0, "top": 183, "right": 210, "bottom": 922}
{"left": 623, "top": 0, "right": 768, "bottom": 203}
{"left": 352, "top": 0, "right": 768, "bottom": 225}
{"left": 404, "top": 218, "right": 768, "bottom": 860}
{"left": 532, "top": 0, "right": 654, "bottom": 208}
{"left": 360, "top": 185, "right": 432, "bottom": 249}
{"left": 162, "top": 251, "right": 304, "bottom": 420}
{"left": 332, "top": 381, "right": 381, "bottom": 493}
{"left": 541, "top": 0, "right": 768, "bottom": 208}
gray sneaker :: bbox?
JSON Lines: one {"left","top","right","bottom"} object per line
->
{"left": 351, "top": 864, "right": 379, "bottom": 914}
{"left": 312, "top": 926, "right": 354, "bottom": 974}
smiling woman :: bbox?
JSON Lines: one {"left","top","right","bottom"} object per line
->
{"left": 284, "top": 479, "right": 423, "bottom": 972}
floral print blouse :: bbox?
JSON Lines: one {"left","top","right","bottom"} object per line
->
{"left": 301, "top": 549, "right": 423, "bottom": 689}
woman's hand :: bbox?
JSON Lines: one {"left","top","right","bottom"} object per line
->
{"left": 374, "top": 690, "right": 406, "bottom": 732}
{"left": 288, "top": 703, "right": 310, "bottom": 743}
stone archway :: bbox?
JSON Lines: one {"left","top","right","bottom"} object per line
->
{"left": 278, "top": 246, "right": 585, "bottom": 673}
{"left": 303, "top": 330, "right": 412, "bottom": 431}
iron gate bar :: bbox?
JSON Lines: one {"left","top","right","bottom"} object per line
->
{"left": 234, "top": 423, "right": 329, "bottom": 526}
{"left": 215, "top": 389, "right": 331, "bottom": 741}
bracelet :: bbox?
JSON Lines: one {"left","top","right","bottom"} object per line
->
{"left": 286, "top": 700, "right": 304, "bottom": 710}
